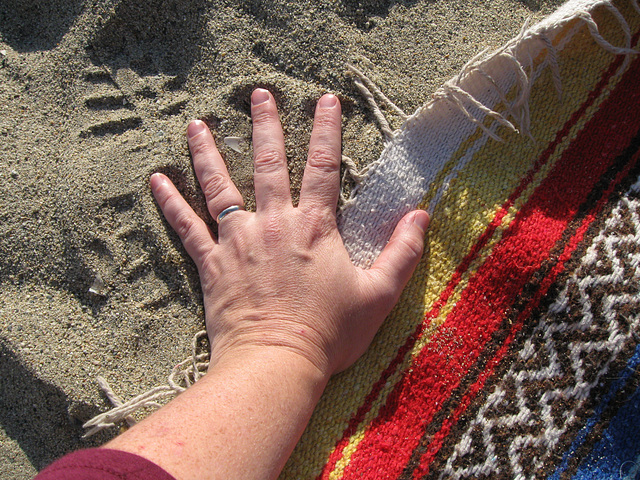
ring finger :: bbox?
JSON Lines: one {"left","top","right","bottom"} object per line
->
{"left": 187, "top": 119, "right": 245, "bottom": 221}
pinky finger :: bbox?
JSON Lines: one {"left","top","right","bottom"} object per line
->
{"left": 150, "top": 173, "right": 215, "bottom": 266}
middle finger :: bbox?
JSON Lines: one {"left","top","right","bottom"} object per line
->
{"left": 251, "top": 89, "right": 292, "bottom": 213}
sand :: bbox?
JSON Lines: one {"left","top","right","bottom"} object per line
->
{"left": 0, "top": 0, "right": 564, "bottom": 477}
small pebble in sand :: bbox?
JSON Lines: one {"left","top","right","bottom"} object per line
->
{"left": 224, "top": 136, "right": 248, "bottom": 153}
{"left": 89, "top": 274, "right": 107, "bottom": 297}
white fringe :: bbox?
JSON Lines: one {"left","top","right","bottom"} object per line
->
{"left": 83, "top": 331, "right": 210, "bottom": 437}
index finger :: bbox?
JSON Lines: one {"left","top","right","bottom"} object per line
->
{"left": 298, "top": 94, "right": 342, "bottom": 212}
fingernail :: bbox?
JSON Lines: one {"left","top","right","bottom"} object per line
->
{"left": 318, "top": 94, "right": 338, "bottom": 109}
{"left": 252, "top": 88, "right": 270, "bottom": 106}
{"left": 412, "top": 210, "right": 430, "bottom": 234}
{"left": 149, "top": 172, "right": 167, "bottom": 189}
{"left": 187, "top": 120, "right": 206, "bottom": 138}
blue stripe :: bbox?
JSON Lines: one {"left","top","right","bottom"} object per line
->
{"left": 572, "top": 379, "right": 640, "bottom": 479}
{"left": 549, "top": 343, "right": 640, "bottom": 480}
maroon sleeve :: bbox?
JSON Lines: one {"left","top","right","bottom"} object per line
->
{"left": 34, "top": 448, "right": 177, "bottom": 480}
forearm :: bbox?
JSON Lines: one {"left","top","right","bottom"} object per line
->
{"left": 105, "top": 348, "right": 329, "bottom": 480}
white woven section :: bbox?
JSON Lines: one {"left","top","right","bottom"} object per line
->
{"left": 338, "top": 0, "right": 638, "bottom": 268}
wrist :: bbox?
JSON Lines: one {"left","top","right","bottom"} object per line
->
{"left": 206, "top": 314, "right": 337, "bottom": 379}
{"left": 208, "top": 343, "right": 332, "bottom": 391}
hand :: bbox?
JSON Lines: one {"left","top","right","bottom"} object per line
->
{"left": 106, "top": 89, "right": 429, "bottom": 480}
{"left": 150, "top": 88, "right": 429, "bottom": 378}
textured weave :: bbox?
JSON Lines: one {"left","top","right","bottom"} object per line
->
{"left": 281, "top": 1, "right": 640, "bottom": 478}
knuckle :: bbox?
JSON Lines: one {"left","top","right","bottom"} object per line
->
{"left": 399, "top": 235, "right": 424, "bottom": 259}
{"left": 189, "top": 137, "right": 215, "bottom": 158}
{"left": 261, "top": 214, "right": 285, "bottom": 243}
{"left": 202, "top": 172, "right": 230, "bottom": 200}
{"left": 308, "top": 146, "right": 339, "bottom": 172}
{"left": 197, "top": 252, "right": 219, "bottom": 279}
{"left": 254, "top": 147, "right": 286, "bottom": 173}
{"left": 251, "top": 109, "right": 277, "bottom": 127}
{"left": 304, "top": 208, "right": 335, "bottom": 237}
{"left": 173, "top": 211, "right": 199, "bottom": 240}
{"left": 377, "top": 282, "right": 399, "bottom": 310}
{"left": 361, "top": 278, "right": 396, "bottom": 314}
{"left": 157, "top": 188, "right": 180, "bottom": 209}
{"left": 313, "top": 113, "right": 341, "bottom": 131}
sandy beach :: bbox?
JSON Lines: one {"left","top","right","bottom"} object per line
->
{"left": 0, "top": 0, "right": 564, "bottom": 477}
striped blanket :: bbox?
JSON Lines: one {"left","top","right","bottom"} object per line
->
{"left": 282, "top": 1, "right": 640, "bottom": 478}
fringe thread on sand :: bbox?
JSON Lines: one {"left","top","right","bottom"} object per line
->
{"left": 83, "top": 330, "right": 210, "bottom": 437}
{"left": 339, "top": 64, "right": 408, "bottom": 200}
{"left": 346, "top": 64, "right": 408, "bottom": 143}
{"left": 84, "top": 0, "right": 639, "bottom": 437}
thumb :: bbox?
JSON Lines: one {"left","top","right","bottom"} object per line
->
{"left": 367, "top": 210, "right": 429, "bottom": 306}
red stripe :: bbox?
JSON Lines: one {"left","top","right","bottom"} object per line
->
{"left": 338, "top": 44, "right": 640, "bottom": 480}
{"left": 411, "top": 145, "right": 640, "bottom": 479}
{"left": 318, "top": 31, "right": 631, "bottom": 480}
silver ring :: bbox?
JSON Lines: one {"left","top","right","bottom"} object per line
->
{"left": 216, "top": 205, "right": 244, "bottom": 223}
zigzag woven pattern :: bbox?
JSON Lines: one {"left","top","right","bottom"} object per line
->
{"left": 281, "top": 1, "right": 640, "bottom": 478}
